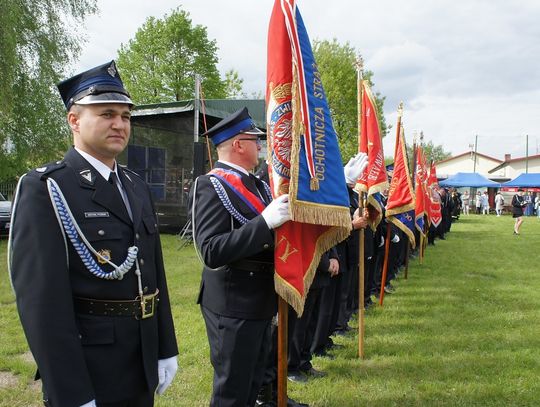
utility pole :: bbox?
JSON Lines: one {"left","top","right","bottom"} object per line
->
{"left": 473, "top": 134, "right": 478, "bottom": 173}
{"left": 193, "top": 74, "right": 201, "bottom": 143}
{"left": 525, "top": 134, "right": 529, "bottom": 173}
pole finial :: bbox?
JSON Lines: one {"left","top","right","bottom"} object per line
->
{"left": 354, "top": 55, "right": 364, "bottom": 73}
{"left": 397, "top": 101, "right": 404, "bottom": 117}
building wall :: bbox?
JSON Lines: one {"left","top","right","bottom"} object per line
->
{"left": 498, "top": 157, "right": 540, "bottom": 179}
{"left": 437, "top": 153, "right": 502, "bottom": 178}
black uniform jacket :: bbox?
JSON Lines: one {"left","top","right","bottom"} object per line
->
{"left": 9, "top": 148, "right": 178, "bottom": 406}
{"left": 189, "top": 162, "right": 277, "bottom": 320}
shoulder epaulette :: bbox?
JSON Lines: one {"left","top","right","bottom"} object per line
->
{"left": 33, "top": 160, "right": 67, "bottom": 180}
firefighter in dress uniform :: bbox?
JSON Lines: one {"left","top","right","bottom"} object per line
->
{"left": 188, "top": 107, "right": 291, "bottom": 407}
{"left": 8, "top": 61, "right": 178, "bottom": 407}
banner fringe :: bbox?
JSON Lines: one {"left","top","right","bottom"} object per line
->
{"left": 292, "top": 204, "right": 352, "bottom": 229}
{"left": 274, "top": 225, "right": 351, "bottom": 316}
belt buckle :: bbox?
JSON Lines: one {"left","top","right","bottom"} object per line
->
{"left": 138, "top": 290, "right": 158, "bottom": 319}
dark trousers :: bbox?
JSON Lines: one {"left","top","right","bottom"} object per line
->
{"left": 44, "top": 393, "right": 154, "bottom": 407}
{"left": 310, "top": 276, "right": 340, "bottom": 355}
{"left": 288, "top": 287, "right": 321, "bottom": 373}
{"left": 202, "top": 306, "right": 272, "bottom": 407}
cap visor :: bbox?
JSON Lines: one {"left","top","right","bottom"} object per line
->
{"left": 75, "top": 93, "right": 134, "bottom": 106}
{"left": 241, "top": 127, "right": 266, "bottom": 135}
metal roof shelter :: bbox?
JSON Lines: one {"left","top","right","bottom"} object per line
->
{"left": 118, "top": 99, "right": 265, "bottom": 230}
{"left": 438, "top": 172, "right": 501, "bottom": 188}
{"left": 503, "top": 173, "right": 540, "bottom": 188}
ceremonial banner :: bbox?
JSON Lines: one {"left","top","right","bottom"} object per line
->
{"left": 427, "top": 162, "right": 442, "bottom": 227}
{"left": 355, "top": 80, "right": 388, "bottom": 229}
{"left": 414, "top": 146, "right": 427, "bottom": 235}
{"left": 386, "top": 126, "right": 416, "bottom": 248}
{"left": 267, "top": 0, "right": 351, "bottom": 316}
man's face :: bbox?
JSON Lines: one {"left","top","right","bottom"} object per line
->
{"left": 69, "top": 103, "right": 131, "bottom": 163}
{"left": 235, "top": 133, "right": 262, "bottom": 170}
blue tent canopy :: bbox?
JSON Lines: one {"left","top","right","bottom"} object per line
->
{"left": 503, "top": 173, "right": 540, "bottom": 187}
{"left": 439, "top": 172, "right": 501, "bottom": 188}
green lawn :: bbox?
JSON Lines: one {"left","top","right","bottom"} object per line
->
{"left": 1, "top": 214, "right": 539, "bottom": 406}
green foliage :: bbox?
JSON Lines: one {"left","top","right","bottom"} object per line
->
{"left": 312, "top": 39, "right": 388, "bottom": 162}
{"left": 117, "top": 7, "right": 229, "bottom": 104}
{"left": 406, "top": 139, "right": 452, "bottom": 165}
{"left": 2, "top": 215, "right": 540, "bottom": 406}
{"left": 0, "top": 0, "right": 97, "bottom": 181}
{"left": 223, "top": 69, "right": 244, "bottom": 99}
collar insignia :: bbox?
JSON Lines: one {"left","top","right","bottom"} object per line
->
{"left": 79, "top": 169, "right": 94, "bottom": 184}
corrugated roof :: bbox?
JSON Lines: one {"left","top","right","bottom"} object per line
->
{"left": 132, "top": 99, "right": 266, "bottom": 128}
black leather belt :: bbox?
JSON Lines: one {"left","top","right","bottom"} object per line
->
{"left": 229, "top": 259, "right": 274, "bottom": 273}
{"left": 73, "top": 290, "right": 159, "bottom": 319}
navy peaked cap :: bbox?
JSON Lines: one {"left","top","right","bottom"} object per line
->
{"left": 203, "top": 107, "right": 264, "bottom": 146}
{"left": 57, "top": 60, "right": 133, "bottom": 110}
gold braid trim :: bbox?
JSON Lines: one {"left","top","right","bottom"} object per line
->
{"left": 274, "top": 225, "right": 351, "bottom": 316}
{"left": 291, "top": 201, "right": 352, "bottom": 229}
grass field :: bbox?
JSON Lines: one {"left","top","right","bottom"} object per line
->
{"left": 1, "top": 214, "right": 539, "bottom": 406}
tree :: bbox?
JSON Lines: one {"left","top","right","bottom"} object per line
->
{"left": 406, "top": 139, "right": 452, "bottom": 165}
{"left": 0, "top": 0, "right": 97, "bottom": 181}
{"left": 224, "top": 69, "right": 244, "bottom": 99}
{"left": 312, "top": 39, "right": 388, "bottom": 161}
{"left": 117, "top": 8, "right": 242, "bottom": 104}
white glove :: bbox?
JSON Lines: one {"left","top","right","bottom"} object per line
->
{"left": 156, "top": 356, "right": 178, "bottom": 395}
{"left": 379, "top": 236, "right": 385, "bottom": 247}
{"left": 262, "top": 194, "right": 291, "bottom": 229}
{"left": 344, "top": 152, "right": 368, "bottom": 184}
{"left": 80, "top": 401, "right": 96, "bottom": 407}
{"left": 391, "top": 234, "right": 400, "bottom": 243}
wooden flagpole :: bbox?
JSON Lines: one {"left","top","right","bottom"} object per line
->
{"left": 277, "top": 297, "right": 288, "bottom": 407}
{"left": 355, "top": 56, "right": 365, "bottom": 358}
{"left": 379, "top": 102, "right": 403, "bottom": 306}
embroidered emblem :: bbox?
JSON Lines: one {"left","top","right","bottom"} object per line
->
{"left": 97, "top": 249, "right": 111, "bottom": 264}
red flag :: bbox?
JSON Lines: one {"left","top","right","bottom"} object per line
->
{"left": 427, "top": 162, "right": 442, "bottom": 227}
{"left": 414, "top": 146, "right": 427, "bottom": 235}
{"left": 266, "top": 0, "right": 351, "bottom": 316}
{"left": 386, "top": 125, "right": 416, "bottom": 248}
{"left": 355, "top": 80, "right": 388, "bottom": 228}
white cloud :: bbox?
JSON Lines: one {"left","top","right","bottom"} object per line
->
{"left": 74, "top": 0, "right": 540, "bottom": 161}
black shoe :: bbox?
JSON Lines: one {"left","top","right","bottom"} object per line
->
{"left": 301, "top": 367, "right": 326, "bottom": 378}
{"left": 287, "top": 371, "right": 308, "bottom": 383}
{"left": 384, "top": 285, "right": 395, "bottom": 294}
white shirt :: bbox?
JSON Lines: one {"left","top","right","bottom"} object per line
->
{"left": 218, "top": 160, "right": 250, "bottom": 176}
{"left": 75, "top": 147, "right": 132, "bottom": 219}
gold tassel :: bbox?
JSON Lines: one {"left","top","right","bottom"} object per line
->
{"left": 310, "top": 177, "right": 319, "bottom": 191}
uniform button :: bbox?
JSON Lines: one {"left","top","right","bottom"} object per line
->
{"left": 78, "top": 334, "right": 82, "bottom": 339}
{"left": 135, "top": 233, "right": 140, "bottom": 240}
{"left": 249, "top": 272, "right": 254, "bottom": 277}
{"left": 140, "top": 258, "right": 145, "bottom": 266}
{"left": 143, "top": 286, "right": 149, "bottom": 293}
{"left": 98, "top": 230, "right": 105, "bottom": 236}
{"left": 263, "top": 243, "right": 269, "bottom": 249}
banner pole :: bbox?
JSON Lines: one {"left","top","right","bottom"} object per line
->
{"left": 277, "top": 297, "right": 288, "bottom": 407}
{"left": 378, "top": 224, "right": 392, "bottom": 306}
{"left": 355, "top": 56, "right": 366, "bottom": 358}
{"left": 380, "top": 103, "right": 403, "bottom": 306}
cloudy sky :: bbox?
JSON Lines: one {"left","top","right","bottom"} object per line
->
{"left": 75, "top": 0, "right": 540, "bottom": 160}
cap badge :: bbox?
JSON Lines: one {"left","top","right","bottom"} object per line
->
{"left": 107, "top": 63, "right": 117, "bottom": 77}
{"left": 97, "top": 249, "right": 112, "bottom": 264}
